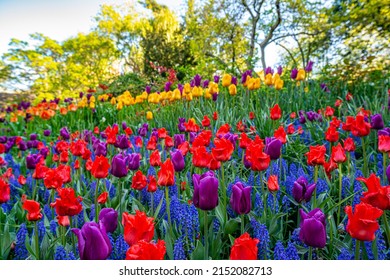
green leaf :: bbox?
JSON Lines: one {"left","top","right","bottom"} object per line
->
{"left": 191, "top": 240, "right": 205, "bottom": 260}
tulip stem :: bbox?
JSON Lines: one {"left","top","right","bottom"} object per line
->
{"left": 308, "top": 246, "right": 312, "bottom": 260}
{"left": 150, "top": 193, "right": 154, "bottom": 217}
{"left": 383, "top": 153, "right": 387, "bottom": 185}
{"left": 34, "top": 222, "right": 39, "bottom": 260}
{"left": 241, "top": 214, "right": 245, "bottom": 234}
{"left": 221, "top": 162, "right": 227, "bottom": 222}
{"left": 165, "top": 187, "right": 172, "bottom": 232}
{"left": 204, "top": 210, "right": 208, "bottom": 260}
{"left": 355, "top": 240, "right": 360, "bottom": 260}
{"left": 337, "top": 164, "right": 342, "bottom": 226}
{"left": 362, "top": 137, "right": 368, "bottom": 177}
{"left": 95, "top": 179, "right": 99, "bottom": 223}
{"left": 70, "top": 216, "right": 76, "bottom": 253}
{"left": 382, "top": 212, "right": 390, "bottom": 246}
{"left": 51, "top": 189, "right": 55, "bottom": 219}
{"left": 313, "top": 166, "right": 318, "bottom": 209}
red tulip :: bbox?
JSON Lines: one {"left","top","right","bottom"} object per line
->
{"left": 325, "top": 126, "right": 339, "bottom": 142}
{"left": 97, "top": 192, "right": 108, "bottom": 204}
{"left": 249, "top": 112, "right": 255, "bottom": 120}
{"left": 274, "top": 126, "right": 287, "bottom": 144}
{"left": 343, "top": 137, "right": 355, "bottom": 152}
{"left": 44, "top": 168, "right": 63, "bottom": 189}
{"left": 211, "top": 138, "right": 234, "bottom": 162}
{"left": 331, "top": 143, "right": 346, "bottom": 163}
{"left": 239, "top": 133, "right": 251, "bottom": 149}
{"left": 122, "top": 211, "right": 155, "bottom": 246}
{"left": 270, "top": 104, "right": 282, "bottom": 120}
{"left": 91, "top": 155, "right": 110, "bottom": 179}
{"left": 345, "top": 202, "right": 383, "bottom": 241}
{"left": 305, "top": 145, "right": 326, "bottom": 166}
{"left": 351, "top": 115, "right": 371, "bottom": 137}
{"left": 157, "top": 159, "right": 175, "bottom": 186}
{"left": 378, "top": 135, "right": 390, "bottom": 153}
{"left": 22, "top": 196, "right": 42, "bottom": 221}
{"left": 192, "top": 146, "right": 211, "bottom": 168}
{"left": 131, "top": 170, "right": 147, "bottom": 191}
{"left": 267, "top": 175, "right": 279, "bottom": 192}
{"left": 201, "top": 115, "right": 211, "bottom": 127}
{"left": 126, "top": 240, "right": 166, "bottom": 260}
{"left": 150, "top": 150, "right": 162, "bottom": 167}
{"left": 147, "top": 176, "right": 157, "bottom": 193}
{"left": 0, "top": 178, "right": 10, "bottom": 204}
{"left": 216, "top": 124, "right": 230, "bottom": 138}
{"left": 230, "top": 232, "right": 259, "bottom": 260}
{"left": 50, "top": 188, "right": 83, "bottom": 217}
{"left": 357, "top": 174, "right": 390, "bottom": 210}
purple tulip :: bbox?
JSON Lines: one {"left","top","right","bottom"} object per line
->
{"left": 194, "top": 74, "right": 202, "bottom": 87}
{"left": 116, "top": 135, "right": 129, "bottom": 150}
{"left": 231, "top": 76, "right": 237, "bottom": 85}
{"left": 138, "top": 124, "right": 148, "bottom": 137}
{"left": 378, "top": 128, "right": 390, "bottom": 136}
{"left": 178, "top": 84, "right": 184, "bottom": 93}
{"left": 243, "top": 156, "right": 252, "bottom": 169}
{"left": 277, "top": 66, "right": 283, "bottom": 75}
{"left": 298, "top": 110, "right": 306, "bottom": 124}
{"left": 230, "top": 182, "right": 252, "bottom": 215}
{"left": 60, "top": 127, "right": 70, "bottom": 140}
{"left": 18, "top": 141, "right": 27, "bottom": 151}
{"left": 178, "top": 118, "right": 186, "bottom": 132}
{"left": 44, "top": 130, "right": 51, "bottom": 137}
{"left": 299, "top": 208, "right": 326, "bottom": 248}
{"left": 193, "top": 171, "right": 219, "bottom": 211}
{"left": 174, "top": 134, "right": 185, "bottom": 148}
{"left": 145, "top": 85, "right": 151, "bottom": 94}
{"left": 26, "top": 154, "right": 42, "bottom": 169}
{"left": 128, "top": 153, "right": 140, "bottom": 170}
{"left": 39, "top": 147, "right": 49, "bottom": 158}
{"left": 164, "top": 82, "right": 172, "bottom": 92}
{"left": 305, "top": 60, "right": 314, "bottom": 72}
{"left": 79, "top": 92, "right": 84, "bottom": 98}
{"left": 72, "top": 222, "right": 112, "bottom": 260}
{"left": 122, "top": 121, "right": 127, "bottom": 130}
{"left": 171, "top": 150, "right": 185, "bottom": 172}
{"left": 27, "top": 140, "right": 39, "bottom": 149}
{"left": 190, "top": 79, "right": 195, "bottom": 87}
{"left": 265, "top": 67, "right": 273, "bottom": 75}
{"left": 223, "top": 133, "right": 238, "bottom": 148}
{"left": 290, "top": 68, "right": 298, "bottom": 79}
{"left": 94, "top": 142, "right": 107, "bottom": 157}
{"left": 265, "top": 137, "right": 282, "bottom": 160}
{"left": 30, "top": 134, "right": 37, "bottom": 141}
{"left": 202, "top": 80, "right": 209, "bottom": 88}
{"left": 189, "top": 132, "right": 197, "bottom": 144}
{"left": 0, "top": 136, "right": 7, "bottom": 143}
{"left": 387, "top": 164, "right": 390, "bottom": 184}
{"left": 98, "top": 208, "right": 118, "bottom": 233}
{"left": 214, "top": 75, "right": 220, "bottom": 83}
{"left": 370, "top": 114, "right": 384, "bottom": 130}
{"left": 110, "top": 154, "right": 128, "bottom": 178}
{"left": 212, "top": 93, "right": 218, "bottom": 102}
{"left": 306, "top": 111, "right": 316, "bottom": 122}
{"left": 292, "top": 176, "right": 316, "bottom": 203}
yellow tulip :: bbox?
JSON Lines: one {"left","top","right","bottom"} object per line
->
{"left": 229, "top": 84, "right": 237, "bottom": 95}
{"left": 90, "top": 102, "right": 95, "bottom": 109}
{"left": 117, "top": 101, "right": 123, "bottom": 110}
{"left": 265, "top": 73, "right": 273, "bottom": 86}
{"left": 222, "top": 74, "right": 232, "bottom": 87}
{"left": 110, "top": 97, "right": 117, "bottom": 105}
{"left": 183, "top": 83, "right": 191, "bottom": 95}
{"left": 296, "top": 69, "right": 305, "bottom": 81}
{"left": 209, "top": 82, "right": 219, "bottom": 94}
{"left": 146, "top": 111, "right": 153, "bottom": 120}
{"left": 173, "top": 88, "right": 181, "bottom": 100}
{"left": 253, "top": 78, "right": 261, "bottom": 89}
{"left": 204, "top": 89, "right": 212, "bottom": 99}
{"left": 274, "top": 78, "right": 284, "bottom": 90}
{"left": 304, "top": 87, "right": 309, "bottom": 93}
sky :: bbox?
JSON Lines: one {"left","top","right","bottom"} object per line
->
{"left": 0, "top": 0, "right": 279, "bottom": 67}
